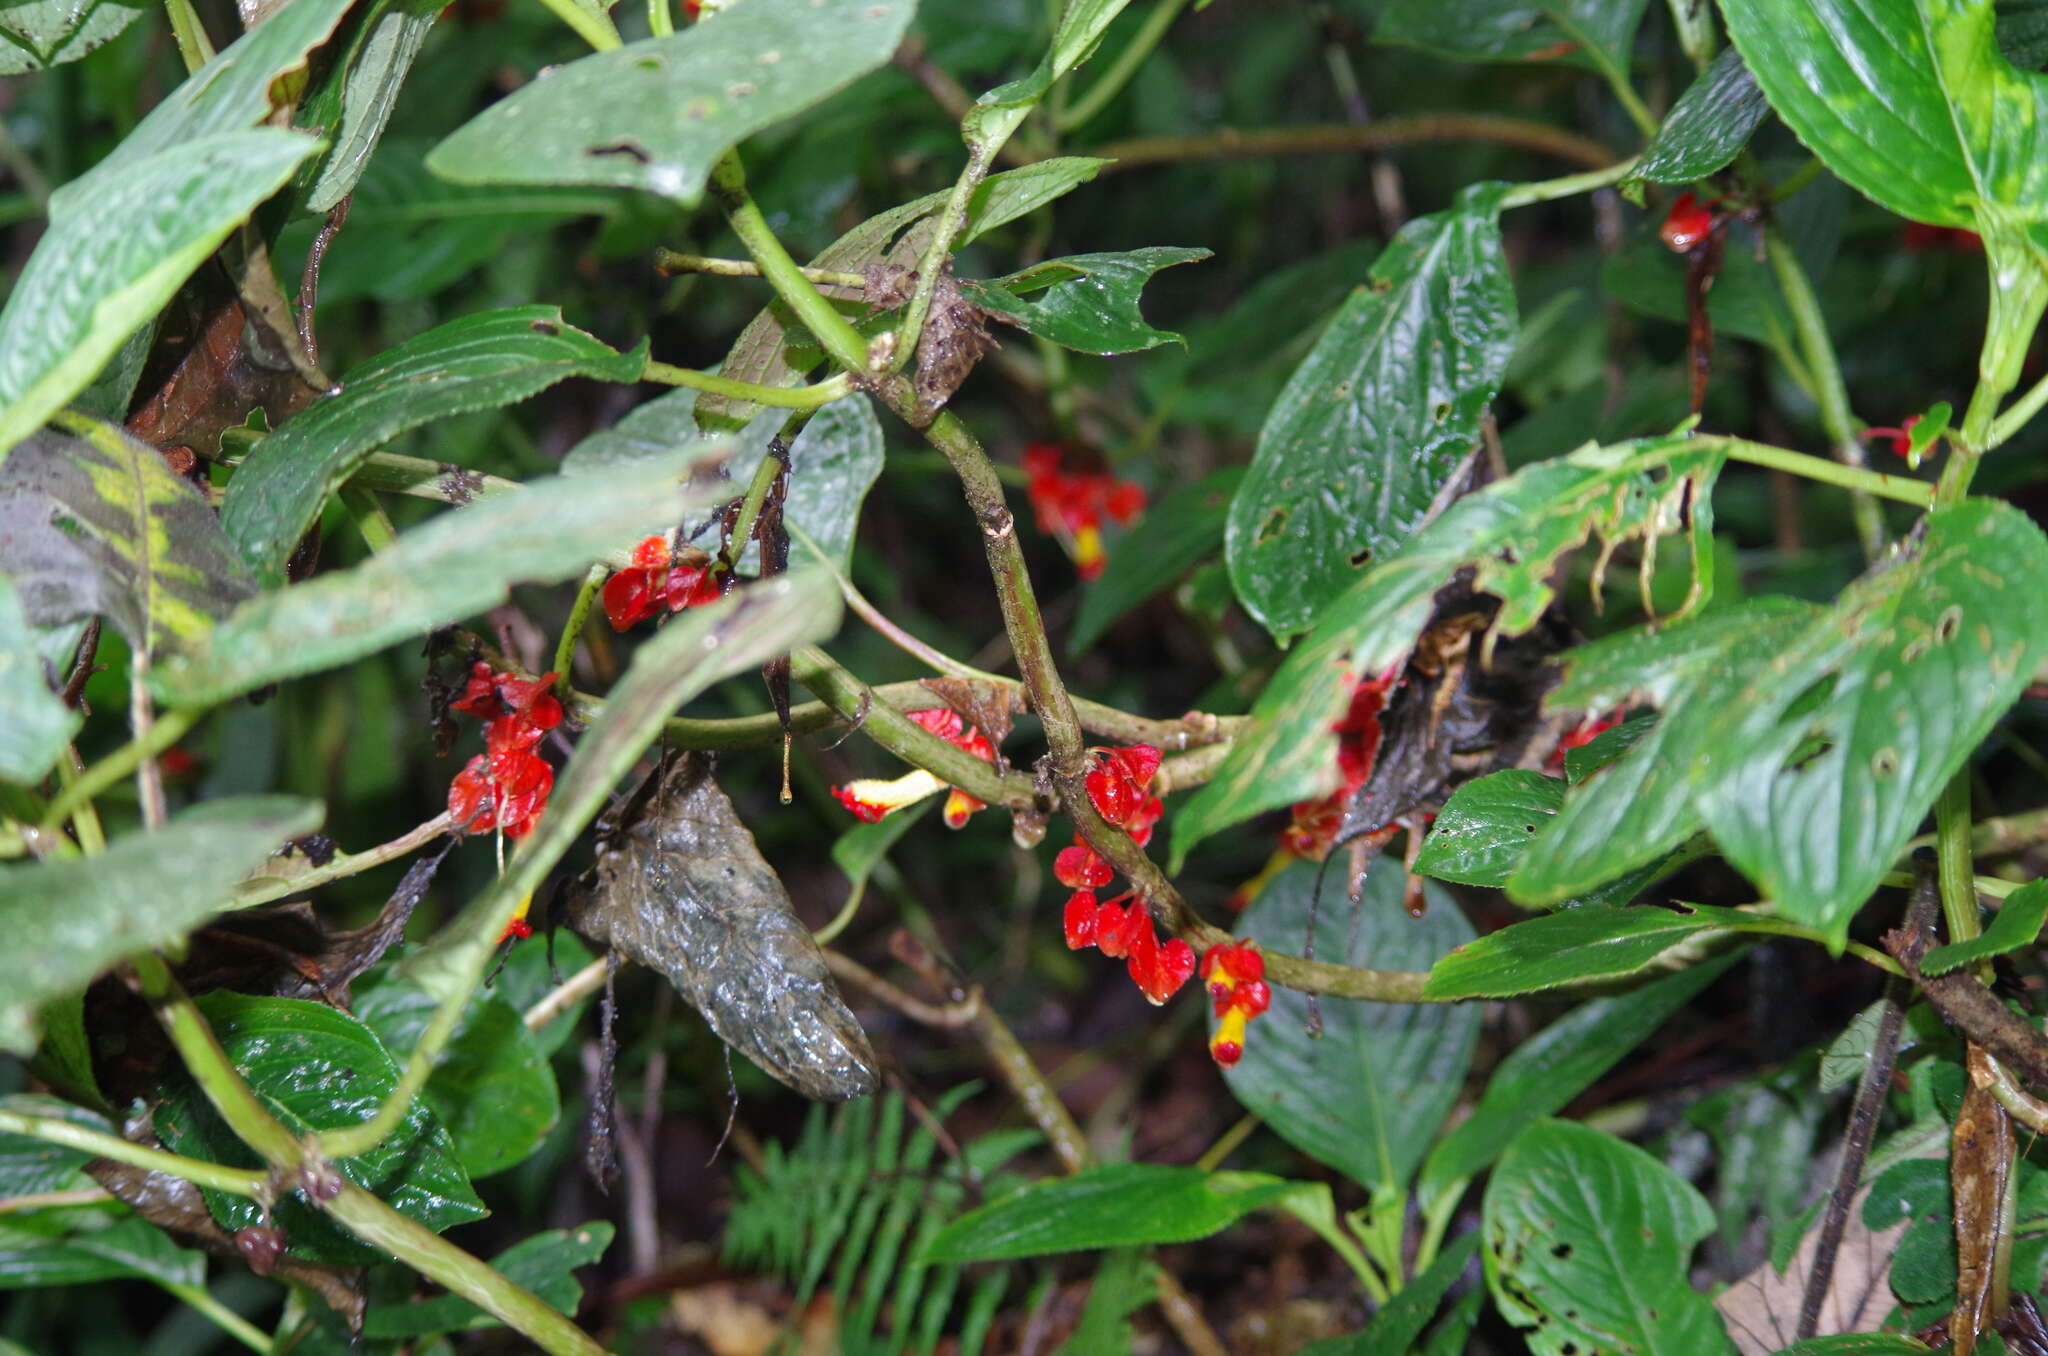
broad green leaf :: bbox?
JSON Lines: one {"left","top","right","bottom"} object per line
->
{"left": 1295, "top": 1231, "right": 1480, "bottom": 1356}
{"left": 1563, "top": 710, "right": 1654, "bottom": 783}
{"left": 1412, "top": 770, "right": 1566, "bottom": 886}
{"left": 1225, "top": 184, "right": 1517, "bottom": 642}
{"left": 1507, "top": 599, "right": 1821, "bottom": 908}
{"left": 1417, "top": 954, "right": 1737, "bottom": 1209}
{"left": 1070, "top": 468, "right": 1241, "bottom": 654}
{"left": 1695, "top": 501, "right": 2048, "bottom": 941}
{"left": 0, "top": 422, "right": 256, "bottom": 664}
{"left": 1174, "top": 434, "right": 1723, "bottom": 868}
{"left": 356, "top": 980, "right": 559, "bottom": 1178}
{"left": 155, "top": 455, "right": 728, "bottom": 706}
{"left": 1770, "top": 1337, "right": 1934, "bottom": 1354}
{"left": 222, "top": 306, "right": 649, "bottom": 580}
{"left": 1923, "top": 879, "right": 2048, "bottom": 975}
{"left": 486, "top": 930, "right": 597, "bottom": 1059}
{"left": 1423, "top": 903, "right": 1752, "bottom": 998}
{"left": 959, "top": 246, "right": 1211, "bottom": 355}
{"left": 1220, "top": 861, "right": 1480, "bottom": 1195}
{"left": 0, "top": 576, "right": 80, "bottom": 783}
{"left": 0, "top": 1208, "right": 206, "bottom": 1290}
{"left": 155, "top": 992, "right": 486, "bottom": 1266}
{"left": 0, "top": 0, "right": 146, "bottom": 73}
{"left": 0, "top": 1096, "right": 111, "bottom": 1196}
{"left": 698, "top": 156, "right": 1108, "bottom": 429}
{"left": 1626, "top": 45, "right": 1772, "bottom": 190}
{"left": 1377, "top": 0, "right": 1652, "bottom": 73}
{"left": 964, "top": 0, "right": 1132, "bottom": 149}
{"left": 361, "top": 1222, "right": 613, "bottom": 1337}
{"left": 1483, "top": 1120, "right": 1734, "bottom": 1356}
{"left": 300, "top": 0, "right": 443, "bottom": 212}
{"left": 425, "top": 0, "right": 914, "bottom": 202}
{"left": 0, "top": 796, "right": 320, "bottom": 1055}
{"left": 920, "top": 1164, "right": 1299, "bottom": 1261}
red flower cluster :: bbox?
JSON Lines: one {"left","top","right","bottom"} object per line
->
{"left": 1202, "top": 942, "right": 1271, "bottom": 1067}
{"left": 603, "top": 535, "right": 722, "bottom": 631}
{"left": 1548, "top": 709, "right": 1624, "bottom": 774}
{"left": 446, "top": 662, "right": 563, "bottom": 840}
{"left": 1283, "top": 670, "right": 1395, "bottom": 860}
{"left": 831, "top": 708, "right": 999, "bottom": 829}
{"left": 1058, "top": 745, "right": 1192, "bottom": 1005}
{"left": 1022, "top": 443, "right": 1146, "bottom": 580}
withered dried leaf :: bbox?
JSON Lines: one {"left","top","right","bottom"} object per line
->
{"left": 918, "top": 675, "right": 1018, "bottom": 751}
{"left": 569, "top": 752, "right": 878, "bottom": 1101}
{"left": 1714, "top": 1184, "right": 1907, "bottom": 1355}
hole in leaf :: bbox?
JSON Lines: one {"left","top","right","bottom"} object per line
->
{"left": 1256, "top": 508, "right": 1288, "bottom": 545}
{"left": 587, "top": 141, "right": 652, "bottom": 163}
{"left": 1432, "top": 400, "right": 1452, "bottom": 423}
{"left": 529, "top": 320, "right": 561, "bottom": 336}
{"left": 1872, "top": 747, "right": 1901, "bottom": 778}
{"left": 1550, "top": 1242, "right": 1572, "bottom": 1259}
{"left": 1781, "top": 673, "right": 1837, "bottom": 722}
{"left": 1349, "top": 546, "right": 1372, "bottom": 568}
{"left": 1935, "top": 605, "right": 1963, "bottom": 644}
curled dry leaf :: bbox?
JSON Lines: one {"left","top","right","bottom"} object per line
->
{"left": 1714, "top": 1184, "right": 1906, "bottom": 1356}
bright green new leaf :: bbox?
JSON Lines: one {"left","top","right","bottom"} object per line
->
{"left": 223, "top": 305, "right": 649, "bottom": 581}
{"left": 960, "top": 246, "right": 1212, "bottom": 355}
{"left": 1484, "top": 1120, "right": 1735, "bottom": 1356}
{"left": 0, "top": 576, "right": 80, "bottom": 784}
{"left": 1071, "top": 468, "right": 1241, "bottom": 654}
{"left": 1226, "top": 184, "right": 1517, "bottom": 642}
{"left": 426, "top": 0, "right": 914, "bottom": 202}
{"left": 1423, "top": 903, "right": 1753, "bottom": 999}
{"left": 920, "top": 1164, "right": 1300, "bottom": 1261}
{"left": 0, "top": 0, "right": 147, "bottom": 73}
{"left": 1626, "top": 45, "right": 1772, "bottom": 191}
{"left": 0, "top": 796, "right": 321, "bottom": 1055}
{"left": 1921, "top": 879, "right": 2048, "bottom": 975}
{"left": 362, "top": 1223, "right": 614, "bottom": 1337}
{"left": 1221, "top": 861, "right": 1479, "bottom": 1196}
{"left": 1377, "top": 0, "right": 1651, "bottom": 74}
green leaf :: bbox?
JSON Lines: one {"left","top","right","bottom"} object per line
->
{"left": 1412, "top": 770, "right": 1566, "bottom": 886}
{"left": 959, "top": 246, "right": 1211, "bottom": 355}
{"left": 1225, "top": 184, "right": 1518, "bottom": 642}
{"left": 0, "top": 1208, "right": 207, "bottom": 1290}
{"left": 1220, "top": 861, "right": 1480, "bottom": 1195}
{"left": 1820, "top": 999, "right": 1891, "bottom": 1094}
{"left": 1417, "top": 954, "right": 1737, "bottom": 1209}
{"left": 1423, "top": 903, "right": 1754, "bottom": 999}
{"left": 964, "top": 0, "right": 1133, "bottom": 149}
{"left": 0, "top": 421, "right": 257, "bottom": 664}
{"left": 920, "top": 1164, "right": 1299, "bottom": 1262}
{"left": 1601, "top": 231, "right": 1795, "bottom": 348}
{"left": 1627, "top": 46, "right": 1772, "bottom": 190}
{"left": 1563, "top": 711, "right": 1654, "bottom": 783}
{"left": 1174, "top": 433, "right": 1723, "bottom": 868}
{"left": 361, "top": 1222, "right": 613, "bottom": 1337}
{"left": 1377, "top": 0, "right": 1651, "bottom": 73}
{"left": 1070, "top": 468, "right": 1241, "bottom": 654}
{"left": 486, "top": 930, "right": 597, "bottom": 1059}
{"left": 0, "top": 0, "right": 146, "bottom": 73}
{"left": 1483, "top": 1120, "right": 1734, "bottom": 1356}
{"left": 0, "top": 575, "right": 80, "bottom": 783}
{"left": 300, "top": 0, "right": 443, "bottom": 212}
{"left": 1922, "top": 879, "right": 2048, "bottom": 975}
{"left": 154, "top": 455, "right": 729, "bottom": 706}
{"left": 1695, "top": 501, "right": 2048, "bottom": 942}
{"left": 425, "top": 0, "right": 914, "bottom": 203}
{"left": 154, "top": 992, "right": 486, "bottom": 1266}
{"left": 356, "top": 981, "right": 560, "bottom": 1179}
{"left": 0, "top": 796, "right": 321, "bottom": 1055}
{"left": 0, "top": 1096, "right": 110, "bottom": 1196}
{"left": 1295, "top": 1232, "right": 1480, "bottom": 1356}
{"left": 1769, "top": 1337, "right": 1934, "bottom": 1354}
{"left": 222, "top": 306, "right": 649, "bottom": 581}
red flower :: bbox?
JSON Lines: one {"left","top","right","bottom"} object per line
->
{"left": 1901, "top": 223, "right": 1982, "bottom": 253}
{"left": 1063, "top": 890, "right": 1100, "bottom": 948}
{"left": 603, "top": 535, "right": 722, "bottom": 631}
{"left": 1862, "top": 413, "right": 1924, "bottom": 461}
{"left": 1659, "top": 191, "right": 1717, "bottom": 253}
{"left": 499, "top": 917, "right": 534, "bottom": 944}
{"left": 1548, "top": 710, "right": 1625, "bottom": 773}
{"left": 1055, "top": 839, "right": 1116, "bottom": 889}
{"left": 1022, "top": 443, "right": 1146, "bottom": 580}
{"left": 831, "top": 708, "right": 1000, "bottom": 828}
{"left": 447, "top": 662, "right": 561, "bottom": 839}
{"left": 1202, "top": 941, "right": 1272, "bottom": 1066}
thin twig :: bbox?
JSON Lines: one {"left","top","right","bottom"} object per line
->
{"left": 1088, "top": 115, "right": 1618, "bottom": 174}
{"left": 526, "top": 956, "right": 610, "bottom": 1032}
{"left": 823, "top": 950, "right": 982, "bottom": 1027}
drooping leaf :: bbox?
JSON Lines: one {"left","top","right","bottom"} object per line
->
{"left": 1423, "top": 903, "right": 1753, "bottom": 998}
{"left": 154, "top": 455, "right": 729, "bottom": 706}
{"left": 300, "top": 0, "right": 444, "bottom": 212}
{"left": 0, "top": 575, "right": 81, "bottom": 783}
{"left": 963, "top": 0, "right": 1134, "bottom": 149}
{"left": 1219, "top": 861, "right": 1480, "bottom": 1196}
{"left": 1417, "top": 954, "right": 1738, "bottom": 1209}
{"left": 1225, "top": 184, "right": 1518, "bottom": 642}
{"left": 1626, "top": 45, "right": 1772, "bottom": 191}
{"left": 1376, "top": 0, "right": 1652, "bottom": 74}
{"left": 0, "top": 1208, "right": 207, "bottom": 1290}
{"left": 959, "top": 247, "right": 1211, "bottom": 355}
{"left": 1173, "top": 433, "right": 1723, "bottom": 868}
{"left": 0, "top": 421, "right": 256, "bottom": 664}
{"left": 361, "top": 1222, "right": 613, "bottom": 1337}
{"left": 0, "top": 796, "right": 321, "bottom": 1055}
{"left": 154, "top": 993, "right": 485, "bottom": 1265}
{"left": 920, "top": 1164, "right": 1300, "bottom": 1262}
{"left": 425, "top": 0, "right": 913, "bottom": 202}
{"left": 0, "top": 0, "right": 147, "bottom": 73}
{"left": 355, "top": 980, "right": 560, "bottom": 1178}
{"left": 1070, "top": 468, "right": 1241, "bottom": 654}
{"left": 1483, "top": 1119, "right": 1735, "bottom": 1356}
{"left": 1922, "top": 880, "right": 2048, "bottom": 975}
{"left": 222, "top": 306, "right": 650, "bottom": 581}
{"left": 1295, "top": 1232, "right": 1481, "bottom": 1356}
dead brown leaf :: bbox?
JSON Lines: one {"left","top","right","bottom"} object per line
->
{"left": 1714, "top": 1186, "right": 1908, "bottom": 1356}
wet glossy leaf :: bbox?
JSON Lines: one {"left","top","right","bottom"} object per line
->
{"left": 960, "top": 246, "right": 1211, "bottom": 355}
{"left": 222, "top": 306, "right": 649, "bottom": 581}
{"left": 300, "top": 0, "right": 442, "bottom": 211}
{"left": 1412, "top": 770, "right": 1566, "bottom": 886}
{"left": 1423, "top": 903, "right": 1753, "bottom": 998}
{"left": 1296, "top": 1232, "right": 1480, "bottom": 1356}
{"left": 0, "top": 1208, "right": 206, "bottom": 1290}
{"left": 0, "top": 1096, "right": 110, "bottom": 1196}
{"left": 0, "top": 421, "right": 256, "bottom": 664}
{"left": 921, "top": 1165, "right": 1300, "bottom": 1261}
{"left": 1174, "top": 434, "right": 1723, "bottom": 869}
{"left": 361, "top": 1222, "right": 612, "bottom": 1337}
{"left": 154, "top": 992, "right": 486, "bottom": 1265}
{"left": 0, "top": 0, "right": 146, "bottom": 73}
{"left": 0, "top": 796, "right": 320, "bottom": 1055}
{"left": 356, "top": 981, "right": 559, "bottom": 1178}
{"left": 1226, "top": 184, "right": 1517, "bottom": 642}
{"left": 1923, "top": 880, "right": 2048, "bottom": 975}
{"left": 426, "top": 0, "right": 913, "bottom": 202}
{"left": 1627, "top": 46, "right": 1772, "bottom": 190}
{"left": 1696, "top": 501, "right": 2048, "bottom": 942}
{"left": 1070, "top": 468, "right": 1241, "bottom": 654}
{"left": 155, "top": 455, "right": 728, "bottom": 706}
{"left": 1220, "top": 860, "right": 1479, "bottom": 1195}
{"left": 1417, "top": 954, "right": 1737, "bottom": 1209}
{"left": 963, "top": 0, "right": 1133, "bottom": 149}
{"left": 0, "top": 575, "right": 80, "bottom": 783}
{"left": 1483, "top": 1119, "right": 1734, "bottom": 1356}
{"left": 1377, "top": 0, "right": 1651, "bottom": 73}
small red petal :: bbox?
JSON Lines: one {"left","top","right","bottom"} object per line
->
{"left": 906, "top": 708, "right": 968, "bottom": 742}
{"left": 1086, "top": 765, "right": 1139, "bottom": 825}
{"left": 1211, "top": 1040, "right": 1243, "bottom": 1067}
{"left": 499, "top": 917, "right": 534, "bottom": 943}
{"left": 1238, "top": 979, "right": 1271, "bottom": 1016}
{"left": 603, "top": 570, "right": 657, "bottom": 631}
{"left": 1054, "top": 843, "right": 1115, "bottom": 889}
{"left": 631, "top": 535, "right": 669, "bottom": 569}
{"left": 832, "top": 784, "right": 892, "bottom": 823}
{"left": 1103, "top": 480, "right": 1146, "bottom": 524}
{"left": 1111, "top": 745, "right": 1161, "bottom": 790}
{"left": 1064, "top": 891, "right": 1100, "bottom": 949}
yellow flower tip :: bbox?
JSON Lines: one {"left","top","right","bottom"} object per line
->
{"left": 1210, "top": 1006, "right": 1249, "bottom": 1066}
{"left": 833, "top": 769, "right": 946, "bottom": 822}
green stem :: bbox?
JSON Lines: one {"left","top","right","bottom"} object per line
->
{"left": 1989, "top": 365, "right": 2048, "bottom": 451}
{"left": 1055, "top": 0, "right": 1191, "bottom": 133}
{"left": 647, "top": 0, "right": 672, "bottom": 37}
{"left": 1415, "top": 1187, "right": 1462, "bottom": 1273}
{"left": 1943, "top": 253, "right": 2048, "bottom": 500}
{"left": 1937, "top": 771, "right": 1984, "bottom": 956}
{"left": 1565, "top": 17, "right": 1657, "bottom": 138}
{"left": 157, "top": 1281, "right": 272, "bottom": 1354}
{"left": 1717, "top": 436, "right": 1933, "bottom": 505}
{"left": 235, "top": 813, "right": 450, "bottom": 909}
{"left": 0, "top": 1108, "right": 265, "bottom": 1197}
{"left": 1087, "top": 115, "right": 1618, "bottom": 175}
{"left": 1497, "top": 155, "right": 1641, "bottom": 208}
{"left": 710, "top": 152, "right": 871, "bottom": 374}
{"left": 1764, "top": 224, "right": 1885, "bottom": 561}
{"left": 163, "top": 0, "right": 214, "bottom": 73}
{"left": 642, "top": 359, "right": 854, "bottom": 409}
{"left": 338, "top": 484, "right": 397, "bottom": 553}
{"left": 528, "top": 0, "right": 621, "bottom": 52}
{"left": 1287, "top": 1202, "right": 1389, "bottom": 1304}
{"left": 345, "top": 452, "right": 522, "bottom": 507}
{"left": 889, "top": 143, "right": 996, "bottom": 378}
{"left": 652, "top": 249, "right": 866, "bottom": 289}
{"left": 723, "top": 411, "right": 814, "bottom": 572}
{"left": 552, "top": 566, "right": 607, "bottom": 698}
{"left": 39, "top": 707, "right": 199, "bottom": 834}
{"left": 54, "top": 746, "right": 105, "bottom": 854}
